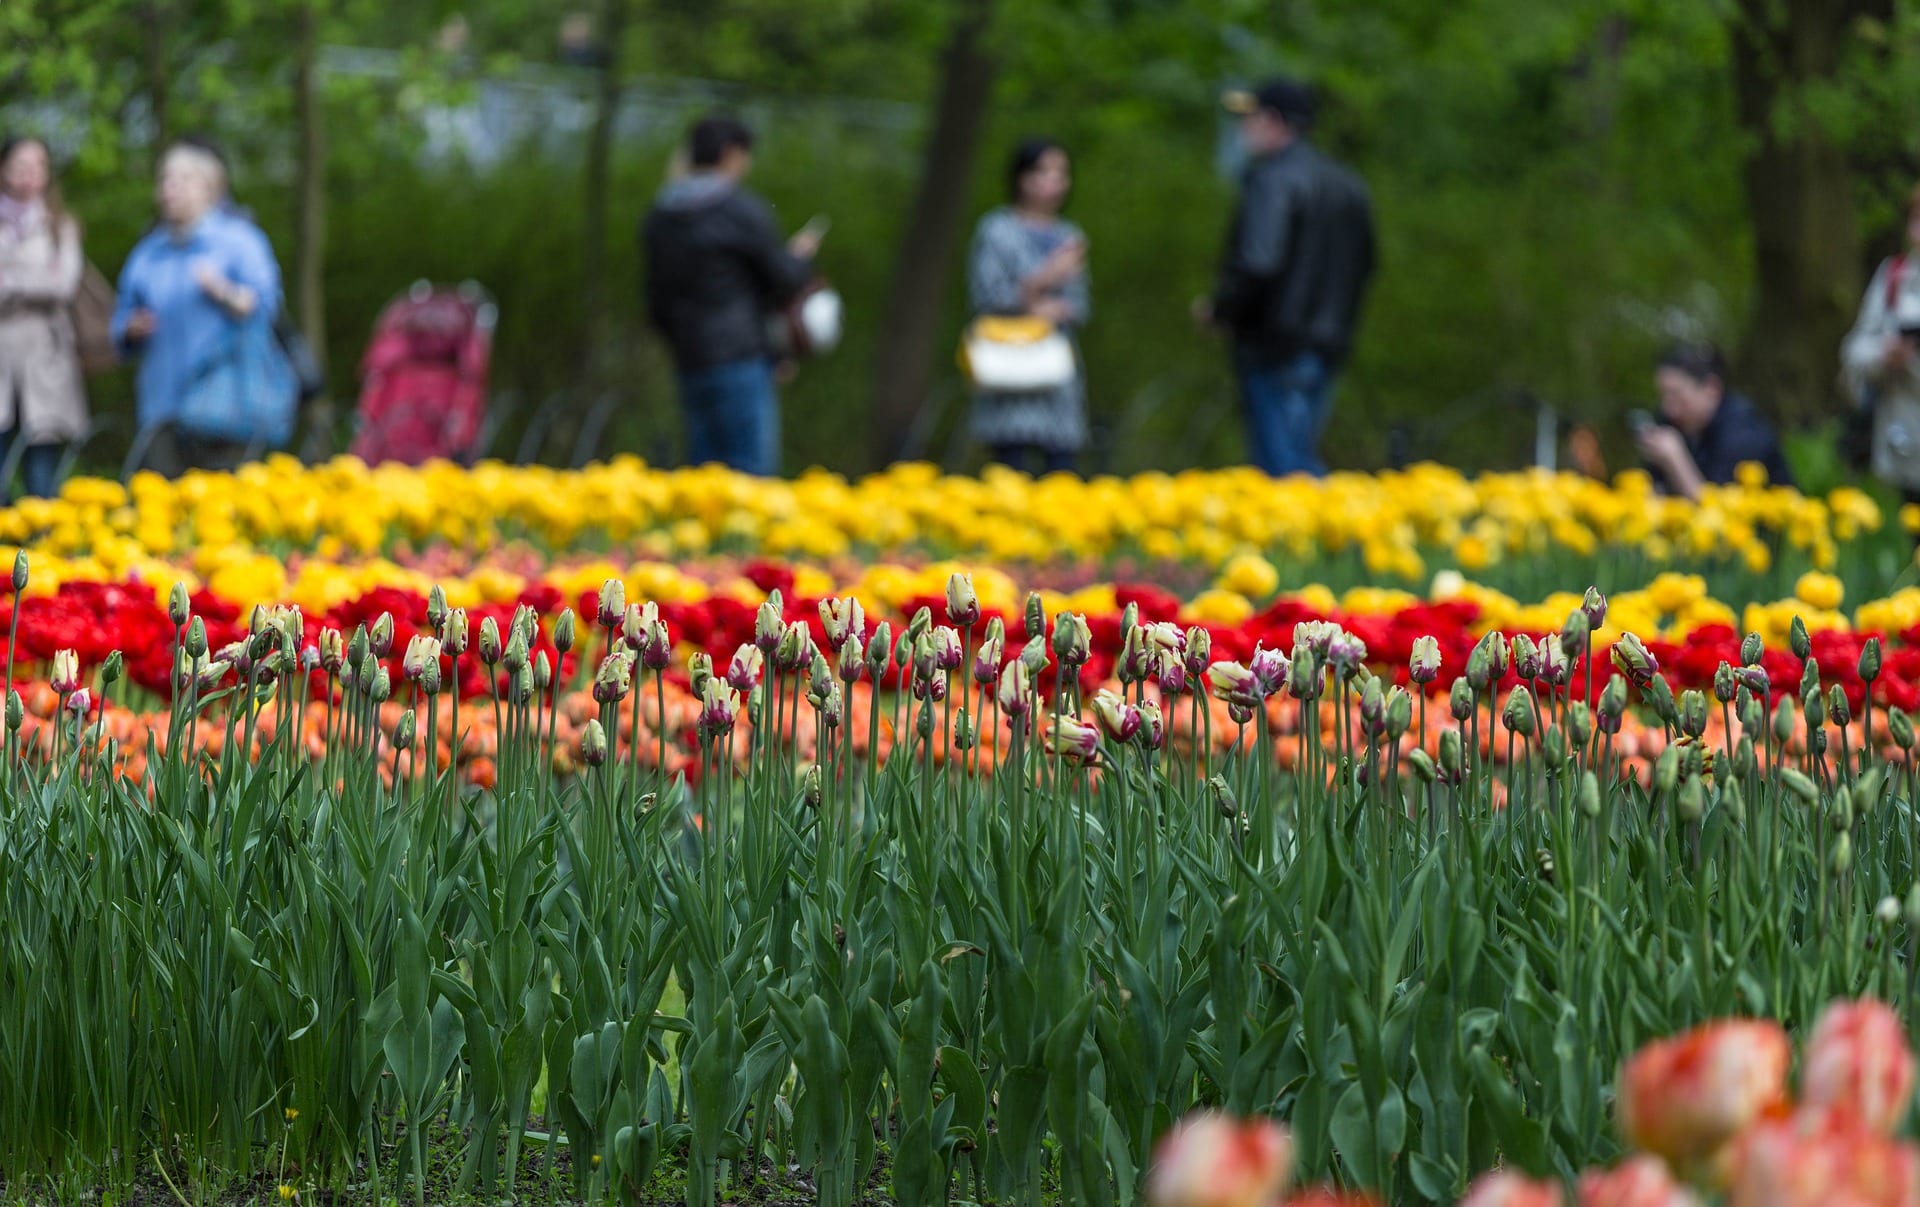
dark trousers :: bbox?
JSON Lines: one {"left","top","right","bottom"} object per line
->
{"left": 1235, "top": 348, "right": 1336, "bottom": 477}
{"left": 678, "top": 359, "right": 779, "bottom": 476}
{"left": 144, "top": 427, "right": 250, "bottom": 477}
{"left": 0, "top": 428, "right": 60, "bottom": 500}
{"left": 990, "top": 443, "right": 1076, "bottom": 475}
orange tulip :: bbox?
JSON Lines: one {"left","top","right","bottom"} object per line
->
{"left": 1616, "top": 1019, "right": 1790, "bottom": 1164}
{"left": 1146, "top": 1112, "right": 1293, "bottom": 1207}
{"left": 1726, "top": 1105, "right": 1920, "bottom": 1207}
{"left": 1576, "top": 1156, "right": 1701, "bottom": 1207}
{"left": 1458, "top": 1171, "right": 1565, "bottom": 1207}
{"left": 1802, "top": 998, "right": 1916, "bottom": 1135}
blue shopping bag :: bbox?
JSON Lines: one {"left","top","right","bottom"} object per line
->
{"left": 175, "top": 314, "right": 298, "bottom": 447}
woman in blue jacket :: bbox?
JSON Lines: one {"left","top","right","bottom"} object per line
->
{"left": 112, "top": 139, "right": 295, "bottom": 475}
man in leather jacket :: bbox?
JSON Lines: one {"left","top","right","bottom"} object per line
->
{"left": 1199, "top": 78, "right": 1375, "bottom": 477}
{"left": 643, "top": 114, "right": 820, "bottom": 476}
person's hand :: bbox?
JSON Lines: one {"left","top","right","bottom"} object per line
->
{"left": 1885, "top": 334, "right": 1915, "bottom": 372}
{"left": 788, "top": 229, "right": 822, "bottom": 261}
{"left": 1031, "top": 297, "right": 1073, "bottom": 325}
{"left": 1634, "top": 423, "right": 1690, "bottom": 474}
{"left": 124, "top": 308, "right": 157, "bottom": 341}
{"left": 193, "top": 261, "right": 229, "bottom": 299}
{"left": 1035, "top": 236, "right": 1085, "bottom": 290}
{"left": 1190, "top": 295, "right": 1215, "bottom": 330}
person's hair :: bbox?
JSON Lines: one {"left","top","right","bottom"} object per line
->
{"left": 1656, "top": 342, "right": 1727, "bottom": 387}
{"left": 0, "top": 135, "right": 72, "bottom": 242}
{"left": 688, "top": 115, "right": 753, "bottom": 169}
{"left": 162, "top": 136, "right": 230, "bottom": 199}
{"left": 1007, "top": 137, "right": 1068, "bottom": 205}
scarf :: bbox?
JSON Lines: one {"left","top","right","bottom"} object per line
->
{"left": 0, "top": 195, "right": 44, "bottom": 240}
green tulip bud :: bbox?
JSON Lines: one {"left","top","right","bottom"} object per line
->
{"left": 1713, "top": 662, "right": 1738, "bottom": 704}
{"left": 532, "top": 651, "right": 551, "bottom": 692}
{"left": 1385, "top": 687, "right": 1413, "bottom": 740}
{"left": 1773, "top": 695, "right": 1796, "bottom": 745}
{"left": 1560, "top": 609, "right": 1590, "bottom": 655}
{"left": 907, "top": 605, "right": 932, "bottom": 643}
{"left": 1804, "top": 690, "right": 1826, "bottom": 731}
{"left": 1738, "top": 690, "right": 1763, "bottom": 735}
{"left": 1408, "top": 748, "right": 1438, "bottom": 783}
{"left": 186, "top": 616, "right": 209, "bottom": 660}
{"left": 1856, "top": 767, "right": 1885, "bottom": 815}
{"left": 1208, "top": 774, "right": 1240, "bottom": 819}
{"left": 477, "top": 617, "right": 501, "bottom": 666}
{"left": 581, "top": 718, "right": 608, "bottom": 766}
{"left": 688, "top": 651, "right": 713, "bottom": 698}
{"left": 371, "top": 668, "right": 391, "bottom": 704}
{"left": 1893, "top": 708, "right": 1915, "bottom": 751}
{"left": 1679, "top": 689, "right": 1708, "bottom": 738}
{"left": 1879, "top": 895, "right": 1903, "bottom": 927}
{"left": 393, "top": 708, "right": 415, "bottom": 751}
{"left": 1827, "top": 683, "right": 1851, "bottom": 728}
{"left": 100, "top": 650, "right": 123, "bottom": 686}
{"left": 553, "top": 608, "right": 576, "bottom": 656}
{"left": 1439, "top": 729, "right": 1464, "bottom": 779}
{"left": 1578, "top": 770, "right": 1601, "bottom": 818}
{"left": 5, "top": 689, "right": 21, "bottom": 732}
{"left": 954, "top": 707, "right": 976, "bottom": 752}
{"left": 1734, "top": 736, "right": 1756, "bottom": 780}
{"left": 1023, "top": 591, "right": 1046, "bottom": 642}
{"left": 1654, "top": 744, "right": 1681, "bottom": 794}
{"left": 1861, "top": 637, "right": 1884, "bottom": 684}
{"left": 1741, "top": 631, "right": 1764, "bottom": 667}
{"left": 1449, "top": 677, "right": 1475, "bottom": 722}
{"left": 167, "top": 581, "right": 191, "bottom": 627}
{"left": 1781, "top": 767, "right": 1819, "bottom": 804}
{"left": 1832, "top": 831, "right": 1853, "bottom": 874}
{"left": 1678, "top": 776, "right": 1705, "bottom": 822}
{"left": 9, "top": 549, "right": 25, "bottom": 594}
{"left": 1789, "top": 615, "right": 1811, "bottom": 660}
{"left": 426, "top": 584, "right": 448, "bottom": 633}
{"left": 1720, "top": 779, "right": 1745, "bottom": 826}
{"left": 1831, "top": 787, "right": 1854, "bottom": 832}
{"left": 1542, "top": 725, "right": 1567, "bottom": 772}
{"left": 1598, "top": 674, "right": 1628, "bottom": 721}
{"left": 803, "top": 763, "right": 824, "bottom": 808}
{"left": 1567, "top": 701, "right": 1593, "bottom": 746}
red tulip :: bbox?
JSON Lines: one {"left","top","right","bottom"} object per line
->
{"left": 1616, "top": 1018, "right": 1790, "bottom": 1164}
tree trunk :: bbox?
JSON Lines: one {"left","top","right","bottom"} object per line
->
{"left": 582, "top": 0, "right": 630, "bottom": 368}
{"left": 1729, "top": 0, "right": 1882, "bottom": 429}
{"left": 868, "top": 0, "right": 996, "bottom": 466}
{"left": 144, "top": 0, "right": 169, "bottom": 157}
{"left": 293, "top": 0, "right": 330, "bottom": 453}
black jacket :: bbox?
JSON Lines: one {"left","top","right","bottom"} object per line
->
{"left": 1213, "top": 142, "right": 1376, "bottom": 365}
{"left": 1674, "top": 391, "right": 1795, "bottom": 491}
{"left": 642, "top": 175, "right": 812, "bottom": 372}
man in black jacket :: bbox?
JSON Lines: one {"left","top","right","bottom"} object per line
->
{"left": 643, "top": 114, "right": 819, "bottom": 475}
{"left": 1199, "top": 78, "right": 1375, "bottom": 477}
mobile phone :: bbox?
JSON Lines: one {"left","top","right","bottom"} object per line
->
{"left": 1626, "top": 409, "right": 1655, "bottom": 435}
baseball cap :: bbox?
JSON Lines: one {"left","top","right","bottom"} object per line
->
{"left": 1221, "top": 77, "right": 1316, "bottom": 126}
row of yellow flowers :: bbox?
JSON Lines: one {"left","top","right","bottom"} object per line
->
{"left": 6, "top": 456, "right": 1895, "bottom": 581}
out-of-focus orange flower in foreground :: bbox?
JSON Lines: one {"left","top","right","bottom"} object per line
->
{"left": 1725, "top": 1105, "right": 1920, "bottom": 1207}
{"left": 1575, "top": 1155, "right": 1701, "bottom": 1207}
{"left": 1145, "top": 1112, "right": 1293, "bottom": 1207}
{"left": 1802, "top": 997, "right": 1917, "bottom": 1135}
{"left": 1617, "top": 1018, "right": 1791, "bottom": 1165}
{"left": 1457, "top": 1170, "right": 1564, "bottom": 1207}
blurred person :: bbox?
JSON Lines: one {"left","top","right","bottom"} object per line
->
{"left": 1197, "top": 77, "right": 1375, "bottom": 477}
{"left": 558, "top": 12, "right": 608, "bottom": 68}
{"left": 0, "top": 136, "right": 89, "bottom": 499}
{"left": 1842, "top": 181, "right": 1920, "bottom": 500}
{"left": 1633, "top": 342, "right": 1793, "bottom": 499}
{"left": 112, "top": 138, "right": 295, "bottom": 475}
{"left": 643, "top": 113, "right": 820, "bottom": 476}
{"left": 965, "top": 138, "right": 1088, "bottom": 474}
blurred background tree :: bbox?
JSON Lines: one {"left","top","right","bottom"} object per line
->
{"left": 4, "top": 0, "right": 1919, "bottom": 477}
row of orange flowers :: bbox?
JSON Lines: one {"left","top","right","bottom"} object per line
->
{"left": 1145, "top": 997, "right": 1917, "bottom": 1207}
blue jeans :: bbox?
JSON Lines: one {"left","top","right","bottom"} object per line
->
{"left": 678, "top": 359, "right": 779, "bottom": 476}
{"left": 1236, "top": 349, "right": 1335, "bottom": 477}
{"left": 0, "top": 428, "right": 61, "bottom": 500}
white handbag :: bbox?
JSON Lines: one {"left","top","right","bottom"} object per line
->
{"left": 961, "top": 316, "right": 1077, "bottom": 391}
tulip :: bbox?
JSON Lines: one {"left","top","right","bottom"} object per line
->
{"left": 1287, "top": 648, "right": 1323, "bottom": 702}
{"left": 1450, "top": 677, "right": 1476, "bottom": 722}
{"left": 426, "top": 584, "right": 448, "bottom": 633}
{"left": 368, "top": 612, "right": 394, "bottom": 659}
{"left": 168, "top": 580, "right": 191, "bottom": 627}
{"left": 1457, "top": 1170, "right": 1564, "bottom": 1207}
{"left": 477, "top": 617, "right": 502, "bottom": 666}
{"left": 1540, "top": 634, "right": 1570, "bottom": 686}
{"left": 1409, "top": 635, "right": 1442, "bottom": 685}
{"left": 439, "top": 608, "right": 468, "bottom": 658}
{"left": 864, "top": 622, "right": 893, "bottom": 683}
{"left": 998, "top": 660, "right": 1033, "bottom": 720}
{"left": 1119, "top": 624, "right": 1151, "bottom": 685}
{"left": 726, "top": 645, "right": 765, "bottom": 693}
{"left": 619, "top": 602, "right": 646, "bottom": 651}
{"left": 370, "top": 668, "right": 391, "bottom": 703}
{"left": 1582, "top": 586, "right": 1607, "bottom": 629}
{"left": 1327, "top": 631, "right": 1368, "bottom": 679}
{"left": 638, "top": 619, "right": 671, "bottom": 672}
{"left": 754, "top": 590, "right": 785, "bottom": 652}
{"left": 1574, "top": 1155, "right": 1701, "bottom": 1207}
{"left": 1184, "top": 626, "right": 1212, "bottom": 678}
{"left": 1294, "top": 620, "right": 1338, "bottom": 659}
{"left": 688, "top": 651, "right": 713, "bottom": 698}
{"left": 1740, "top": 631, "right": 1764, "bottom": 667}
{"left": 802, "top": 762, "right": 825, "bottom": 806}
{"left": 596, "top": 578, "right": 625, "bottom": 630}
{"left": 10, "top": 549, "right": 26, "bottom": 593}
{"left": 1359, "top": 678, "right": 1387, "bottom": 739}
{"left": 592, "top": 649, "right": 635, "bottom": 704}
{"left": 1207, "top": 775, "right": 1239, "bottom": 819}
{"left": 1385, "top": 687, "right": 1412, "bottom": 740}
{"left": 1511, "top": 634, "right": 1542, "bottom": 682}
{"left": 913, "top": 668, "right": 949, "bottom": 703}
{"left": 403, "top": 634, "right": 442, "bottom": 684}
{"left": 1502, "top": 685, "right": 1536, "bottom": 738}
{"left": 820, "top": 595, "right": 866, "bottom": 652}
{"left": 974, "top": 618, "right": 1006, "bottom": 685}
{"left": 1803, "top": 998, "right": 1916, "bottom": 1135}
{"left": 1896, "top": 708, "right": 1918, "bottom": 752}
{"left": 1567, "top": 701, "right": 1593, "bottom": 746}
{"left": 1679, "top": 689, "right": 1707, "bottom": 739}
{"left": 1019, "top": 636, "right": 1050, "bottom": 676}
{"left": 697, "top": 680, "right": 739, "bottom": 740}
{"left": 1560, "top": 609, "right": 1590, "bottom": 657}
{"left": 49, "top": 649, "right": 80, "bottom": 696}
{"left": 1250, "top": 644, "right": 1289, "bottom": 699}
{"left": 837, "top": 637, "right": 865, "bottom": 686}
{"left": 1862, "top": 636, "right": 1884, "bottom": 684}
{"left": 1091, "top": 690, "right": 1142, "bottom": 743}
{"left": 1610, "top": 633, "right": 1658, "bottom": 687}
{"left": 1139, "top": 700, "right": 1166, "bottom": 749}
{"left": 808, "top": 651, "right": 834, "bottom": 704}
{"left": 945, "top": 571, "right": 980, "bottom": 629}
{"left": 931, "top": 626, "right": 963, "bottom": 673}
{"left": 905, "top": 604, "right": 932, "bottom": 643}
{"left": 1788, "top": 614, "right": 1811, "bottom": 660}
{"left": 1829, "top": 682, "right": 1852, "bottom": 729}
{"left": 580, "top": 718, "right": 608, "bottom": 766}
{"left": 1053, "top": 613, "right": 1091, "bottom": 669}
{"left": 1616, "top": 1018, "right": 1790, "bottom": 1164}
{"left": 66, "top": 687, "right": 91, "bottom": 717}
{"left": 501, "top": 626, "right": 529, "bottom": 674}
{"left": 1044, "top": 714, "right": 1100, "bottom": 765}
{"left": 1023, "top": 591, "right": 1046, "bottom": 641}
{"left": 776, "top": 620, "right": 815, "bottom": 674}
{"left": 1726, "top": 1105, "right": 1920, "bottom": 1207}
{"left": 185, "top": 615, "right": 209, "bottom": 660}
{"left": 1156, "top": 648, "right": 1189, "bottom": 697}
{"left": 1208, "top": 662, "right": 1261, "bottom": 711}
{"left": 4, "top": 690, "right": 20, "bottom": 731}
{"left": 1144, "top": 1111, "right": 1292, "bottom": 1207}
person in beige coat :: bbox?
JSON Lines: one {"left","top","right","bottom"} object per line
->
{"left": 0, "top": 136, "right": 88, "bottom": 499}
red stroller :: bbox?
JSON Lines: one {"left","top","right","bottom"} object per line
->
{"left": 349, "top": 281, "right": 497, "bottom": 466}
